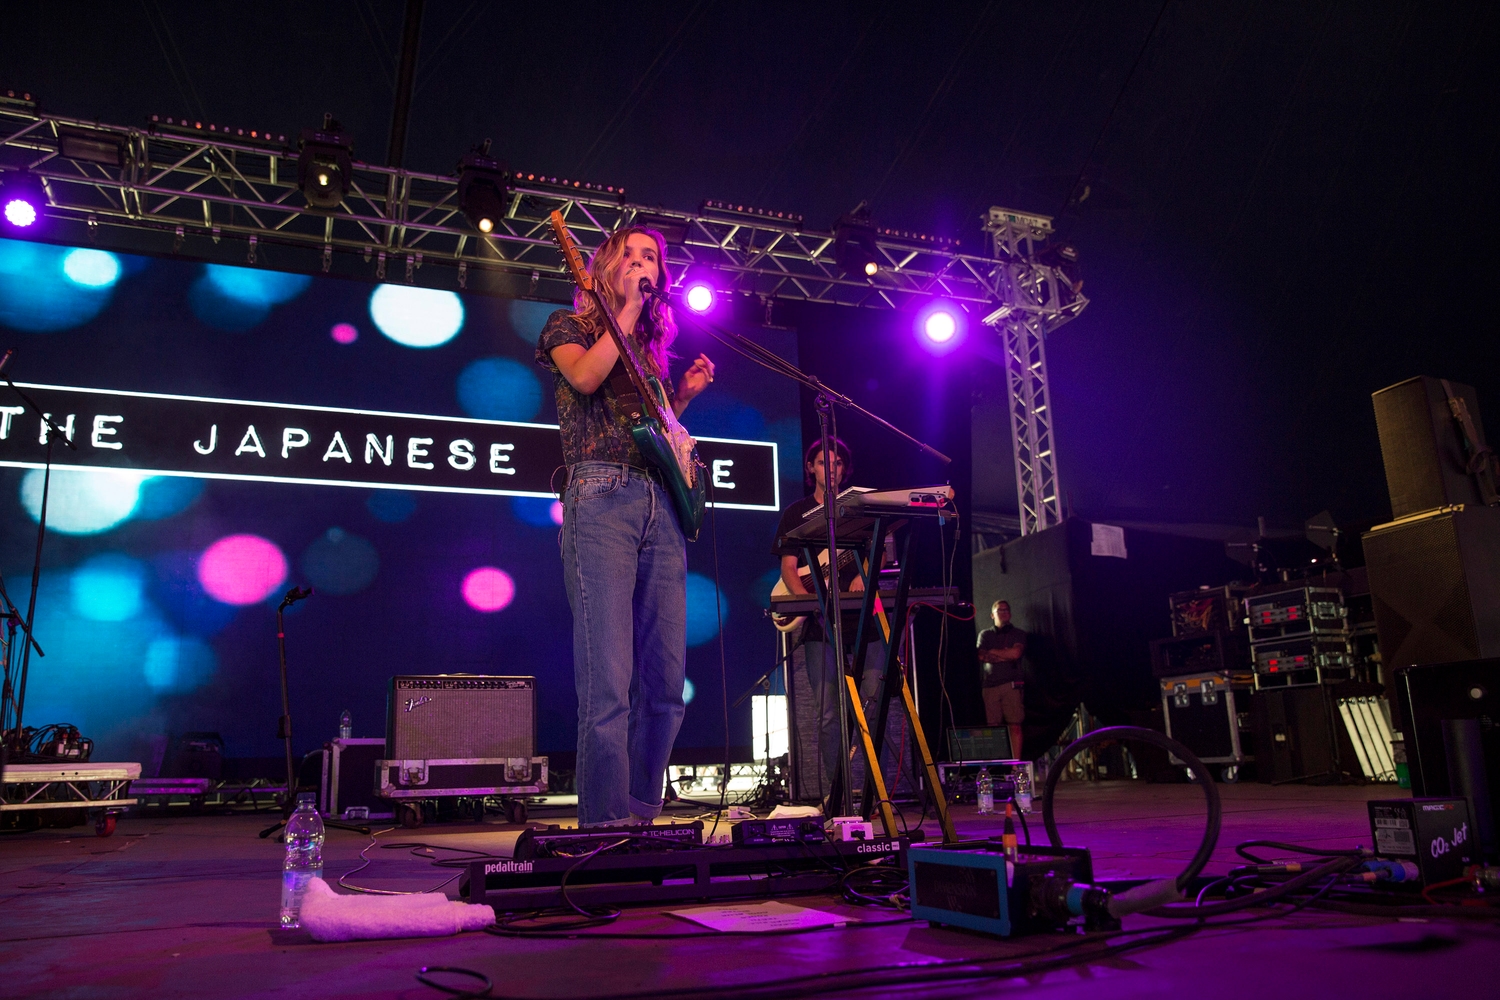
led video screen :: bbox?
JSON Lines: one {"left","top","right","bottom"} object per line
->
{"left": 0, "top": 236, "right": 803, "bottom": 766}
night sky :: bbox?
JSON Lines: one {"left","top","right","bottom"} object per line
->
{"left": 4, "top": 2, "right": 1498, "bottom": 529}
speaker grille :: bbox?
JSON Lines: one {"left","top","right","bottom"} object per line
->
{"left": 386, "top": 676, "right": 535, "bottom": 760}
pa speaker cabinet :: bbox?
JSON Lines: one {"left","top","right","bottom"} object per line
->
{"left": 386, "top": 675, "right": 536, "bottom": 760}
{"left": 1362, "top": 506, "right": 1500, "bottom": 675}
{"left": 1252, "top": 686, "right": 1339, "bottom": 784}
{"left": 1372, "top": 376, "right": 1490, "bottom": 518}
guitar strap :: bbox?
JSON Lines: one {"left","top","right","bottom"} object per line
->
{"left": 605, "top": 360, "right": 645, "bottom": 423}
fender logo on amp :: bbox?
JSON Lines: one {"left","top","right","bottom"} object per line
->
{"left": 404, "top": 696, "right": 433, "bottom": 712}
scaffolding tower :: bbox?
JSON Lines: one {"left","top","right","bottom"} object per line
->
{"left": 983, "top": 208, "right": 1089, "bottom": 536}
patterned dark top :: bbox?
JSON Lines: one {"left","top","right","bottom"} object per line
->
{"left": 535, "top": 309, "right": 673, "bottom": 468}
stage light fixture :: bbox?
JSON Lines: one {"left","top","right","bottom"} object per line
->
{"left": 916, "top": 300, "right": 965, "bottom": 353}
{"left": 633, "top": 212, "right": 690, "bottom": 246}
{"left": 58, "top": 126, "right": 128, "bottom": 167}
{"left": 1, "top": 171, "right": 45, "bottom": 230}
{"left": 684, "top": 280, "right": 715, "bottom": 313}
{"left": 457, "top": 140, "right": 509, "bottom": 235}
{"left": 1037, "top": 240, "right": 1082, "bottom": 294}
{"left": 833, "top": 202, "right": 881, "bottom": 279}
{"left": 297, "top": 114, "right": 352, "bottom": 212}
{"left": 923, "top": 310, "right": 956, "bottom": 343}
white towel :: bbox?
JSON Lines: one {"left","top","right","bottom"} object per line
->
{"left": 298, "top": 877, "right": 495, "bottom": 942}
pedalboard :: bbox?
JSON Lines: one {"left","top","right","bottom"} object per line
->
{"left": 513, "top": 821, "right": 703, "bottom": 860}
{"left": 464, "top": 835, "right": 908, "bottom": 911}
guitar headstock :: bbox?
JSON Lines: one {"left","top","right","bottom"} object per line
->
{"left": 548, "top": 211, "right": 593, "bottom": 294}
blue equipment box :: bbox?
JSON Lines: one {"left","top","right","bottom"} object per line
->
{"left": 908, "top": 843, "right": 1095, "bottom": 937}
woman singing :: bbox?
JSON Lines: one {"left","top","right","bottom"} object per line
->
{"left": 536, "top": 227, "right": 714, "bottom": 826}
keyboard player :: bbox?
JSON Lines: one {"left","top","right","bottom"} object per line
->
{"left": 771, "top": 439, "right": 887, "bottom": 805}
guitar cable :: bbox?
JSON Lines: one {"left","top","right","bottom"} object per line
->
{"left": 702, "top": 470, "right": 732, "bottom": 842}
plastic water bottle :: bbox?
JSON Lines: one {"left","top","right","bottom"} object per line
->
{"left": 338, "top": 709, "right": 352, "bottom": 740}
{"left": 1014, "top": 767, "right": 1033, "bottom": 814}
{"left": 280, "top": 793, "right": 325, "bottom": 928}
{"left": 976, "top": 767, "right": 995, "bottom": 815}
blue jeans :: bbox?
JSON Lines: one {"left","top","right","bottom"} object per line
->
{"left": 561, "top": 462, "right": 687, "bottom": 826}
{"left": 794, "top": 635, "right": 888, "bottom": 801}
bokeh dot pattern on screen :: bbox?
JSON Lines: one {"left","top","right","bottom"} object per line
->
{"left": 0, "top": 238, "right": 118, "bottom": 331}
{"left": 197, "top": 534, "right": 289, "bottom": 606}
{"left": 62, "top": 248, "right": 122, "bottom": 288}
{"left": 20, "top": 468, "right": 142, "bottom": 535}
{"left": 369, "top": 284, "right": 465, "bottom": 348}
{"left": 457, "top": 356, "right": 543, "bottom": 421}
{"left": 367, "top": 489, "right": 418, "bottom": 523}
{"left": 135, "top": 476, "right": 205, "bottom": 520}
{"left": 511, "top": 495, "right": 564, "bottom": 527}
{"left": 71, "top": 553, "right": 147, "bottom": 622}
{"left": 462, "top": 566, "right": 516, "bottom": 612}
{"left": 685, "top": 572, "right": 728, "bottom": 647}
{"left": 301, "top": 527, "right": 380, "bottom": 596}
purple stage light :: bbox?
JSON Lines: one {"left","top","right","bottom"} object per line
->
{"left": 330, "top": 322, "right": 358, "bottom": 344}
{"left": 684, "top": 281, "right": 715, "bottom": 313}
{"left": 923, "top": 310, "right": 956, "bottom": 343}
{"left": 3, "top": 196, "right": 37, "bottom": 228}
{"left": 1, "top": 172, "right": 45, "bottom": 230}
{"left": 915, "top": 301, "right": 965, "bottom": 352}
{"left": 549, "top": 500, "right": 564, "bottom": 525}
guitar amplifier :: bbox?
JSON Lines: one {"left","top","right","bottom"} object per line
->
{"left": 386, "top": 675, "right": 536, "bottom": 760}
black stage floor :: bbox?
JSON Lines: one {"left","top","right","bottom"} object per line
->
{"left": 3, "top": 781, "right": 1496, "bottom": 999}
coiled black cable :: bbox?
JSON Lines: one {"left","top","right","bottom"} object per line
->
{"left": 1041, "top": 725, "right": 1221, "bottom": 893}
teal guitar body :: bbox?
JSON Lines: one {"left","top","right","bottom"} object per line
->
{"left": 630, "top": 374, "right": 706, "bottom": 541}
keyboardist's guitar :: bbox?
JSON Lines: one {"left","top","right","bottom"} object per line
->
{"left": 768, "top": 549, "right": 860, "bottom": 632}
{"left": 547, "top": 211, "right": 705, "bottom": 540}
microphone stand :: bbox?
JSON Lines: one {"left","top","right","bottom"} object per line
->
{"left": 0, "top": 352, "right": 76, "bottom": 752}
{"left": 646, "top": 286, "right": 949, "bottom": 816}
{"left": 259, "top": 586, "right": 369, "bottom": 839}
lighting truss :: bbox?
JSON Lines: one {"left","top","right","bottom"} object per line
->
{"left": 984, "top": 208, "right": 1090, "bottom": 536}
{"left": 0, "top": 103, "right": 1007, "bottom": 310}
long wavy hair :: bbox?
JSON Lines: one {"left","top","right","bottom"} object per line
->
{"left": 570, "top": 226, "right": 677, "bottom": 376}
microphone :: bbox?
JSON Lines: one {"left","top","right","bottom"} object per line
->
{"left": 639, "top": 277, "right": 664, "bottom": 299}
{"left": 280, "top": 585, "right": 314, "bottom": 608}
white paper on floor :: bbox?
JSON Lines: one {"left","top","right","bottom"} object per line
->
{"left": 668, "top": 900, "right": 858, "bottom": 932}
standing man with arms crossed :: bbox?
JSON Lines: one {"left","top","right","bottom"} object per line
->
{"left": 537, "top": 227, "right": 715, "bottom": 827}
{"left": 976, "top": 600, "right": 1026, "bottom": 760}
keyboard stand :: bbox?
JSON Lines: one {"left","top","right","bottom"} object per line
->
{"left": 783, "top": 506, "right": 958, "bottom": 844}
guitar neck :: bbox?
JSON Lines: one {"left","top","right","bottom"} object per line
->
{"left": 588, "top": 286, "right": 669, "bottom": 421}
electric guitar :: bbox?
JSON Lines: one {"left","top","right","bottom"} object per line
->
{"left": 548, "top": 211, "right": 706, "bottom": 540}
{"left": 768, "top": 549, "right": 870, "bottom": 632}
